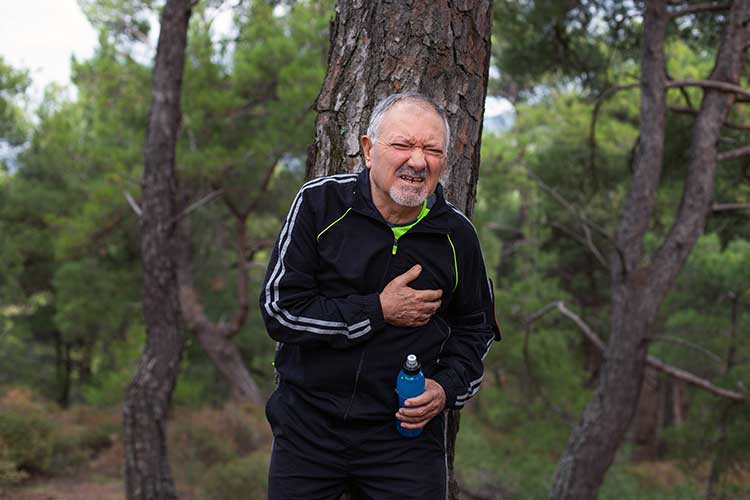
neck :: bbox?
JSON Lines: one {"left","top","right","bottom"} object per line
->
{"left": 371, "top": 191, "right": 422, "bottom": 224}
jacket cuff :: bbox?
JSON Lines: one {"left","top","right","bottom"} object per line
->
{"left": 349, "top": 292, "right": 386, "bottom": 332}
{"left": 432, "top": 369, "right": 462, "bottom": 410}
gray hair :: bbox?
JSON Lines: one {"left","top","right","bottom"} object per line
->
{"left": 366, "top": 93, "right": 451, "bottom": 152}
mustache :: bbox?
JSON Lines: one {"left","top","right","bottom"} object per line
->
{"left": 395, "top": 166, "right": 428, "bottom": 179}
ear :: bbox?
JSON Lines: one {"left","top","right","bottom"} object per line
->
{"left": 361, "top": 135, "right": 373, "bottom": 169}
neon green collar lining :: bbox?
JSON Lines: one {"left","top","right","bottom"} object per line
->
{"left": 390, "top": 201, "right": 430, "bottom": 240}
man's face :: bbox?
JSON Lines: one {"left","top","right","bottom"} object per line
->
{"left": 361, "top": 101, "right": 447, "bottom": 210}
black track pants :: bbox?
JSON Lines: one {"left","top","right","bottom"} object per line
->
{"left": 266, "top": 385, "right": 447, "bottom": 500}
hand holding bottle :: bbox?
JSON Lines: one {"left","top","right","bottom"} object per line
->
{"left": 396, "top": 378, "right": 446, "bottom": 431}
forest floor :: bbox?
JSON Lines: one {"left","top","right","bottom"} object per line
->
{"left": 0, "top": 426, "right": 200, "bottom": 500}
{"left": 3, "top": 401, "right": 749, "bottom": 500}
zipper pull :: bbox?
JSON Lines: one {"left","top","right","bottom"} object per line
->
{"left": 392, "top": 238, "right": 398, "bottom": 255}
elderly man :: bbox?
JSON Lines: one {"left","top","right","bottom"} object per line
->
{"left": 260, "top": 93, "right": 500, "bottom": 500}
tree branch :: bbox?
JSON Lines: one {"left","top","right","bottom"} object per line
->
{"left": 550, "top": 222, "right": 610, "bottom": 270}
{"left": 651, "top": 3, "right": 750, "bottom": 300}
{"left": 612, "top": 4, "right": 669, "bottom": 279}
{"left": 124, "top": 191, "right": 142, "bottom": 217}
{"left": 525, "top": 301, "right": 747, "bottom": 401}
{"left": 526, "top": 167, "right": 624, "bottom": 270}
{"left": 522, "top": 306, "right": 577, "bottom": 426}
{"left": 247, "top": 155, "right": 283, "bottom": 215}
{"left": 712, "top": 202, "right": 750, "bottom": 211}
{"left": 666, "top": 79, "right": 750, "bottom": 99}
{"left": 718, "top": 145, "right": 750, "bottom": 162}
{"left": 171, "top": 189, "right": 223, "bottom": 224}
{"left": 225, "top": 214, "right": 250, "bottom": 338}
{"left": 669, "top": 2, "right": 730, "bottom": 18}
{"left": 646, "top": 357, "right": 744, "bottom": 401}
{"left": 555, "top": 302, "right": 607, "bottom": 351}
{"left": 650, "top": 335, "right": 724, "bottom": 366}
{"left": 526, "top": 168, "right": 612, "bottom": 240}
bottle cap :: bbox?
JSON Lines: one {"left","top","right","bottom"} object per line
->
{"left": 404, "top": 354, "right": 420, "bottom": 373}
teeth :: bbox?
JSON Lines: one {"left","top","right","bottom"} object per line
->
{"left": 400, "top": 175, "right": 423, "bottom": 183}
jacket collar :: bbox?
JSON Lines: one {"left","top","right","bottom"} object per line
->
{"left": 352, "top": 167, "right": 452, "bottom": 231}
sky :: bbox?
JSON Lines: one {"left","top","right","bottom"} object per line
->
{"left": 0, "top": 0, "right": 510, "bottom": 116}
{"left": 0, "top": 0, "right": 98, "bottom": 102}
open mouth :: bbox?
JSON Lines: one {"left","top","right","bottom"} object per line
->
{"left": 399, "top": 175, "right": 424, "bottom": 184}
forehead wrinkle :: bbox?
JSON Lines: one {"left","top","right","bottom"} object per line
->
{"left": 380, "top": 104, "right": 446, "bottom": 144}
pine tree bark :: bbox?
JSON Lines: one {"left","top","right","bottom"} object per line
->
{"left": 307, "top": 0, "right": 493, "bottom": 218}
{"left": 122, "top": 1, "right": 193, "bottom": 499}
{"left": 550, "top": 2, "right": 750, "bottom": 499}
{"left": 306, "top": 2, "right": 493, "bottom": 498}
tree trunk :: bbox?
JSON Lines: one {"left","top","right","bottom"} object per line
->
{"left": 631, "top": 367, "right": 661, "bottom": 462}
{"left": 123, "top": 1, "right": 193, "bottom": 499}
{"left": 307, "top": 0, "right": 493, "bottom": 218}
{"left": 550, "top": 2, "right": 749, "bottom": 499}
{"left": 307, "top": 2, "right": 493, "bottom": 498}
{"left": 670, "top": 379, "right": 687, "bottom": 427}
{"left": 175, "top": 214, "right": 263, "bottom": 405}
{"left": 60, "top": 342, "right": 72, "bottom": 409}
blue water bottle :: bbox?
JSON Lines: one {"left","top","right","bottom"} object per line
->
{"left": 396, "top": 354, "right": 425, "bottom": 437}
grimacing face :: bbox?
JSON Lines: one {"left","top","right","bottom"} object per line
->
{"left": 361, "top": 101, "right": 447, "bottom": 212}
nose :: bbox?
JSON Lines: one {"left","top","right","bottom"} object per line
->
{"left": 407, "top": 146, "right": 428, "bottom": 169}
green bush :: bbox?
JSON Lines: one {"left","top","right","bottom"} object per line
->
{"left": 0, "top": 411, "right": 55, "bottom": 473}
{"left": 48, "top": 433, "right": 89, "bottom": 472}
{"left": 0, "top": 387, "right": 117, "bottom": 480}
{"left": 200, "top": 450, "right": 270, "bottom": 500}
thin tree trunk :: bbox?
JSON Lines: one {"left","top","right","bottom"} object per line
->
{"left": 671, "top": 380, "right": 686, "bottom": 426}
{"left": 53, "top": 331, "right": 68, "bottom": 407}
{"left": 706, "top": 294, "right": 741, "bottom": 499}
{"left": 123, "top": 1, "right": 193, "bottom": 499}
{"left": 61, "top": 343, "right": 72, "bottom": 409}
{"left": 631, "top": 367, "right": 661, "bottom": 462}
{"left": 550, "top": 1, "right": 749, "bottom": 498}
{"left": 705, "top": 408, "right": 728, "bottom": 500}
{"left": 176, "top": 214, "right": 263, "bottom": 405}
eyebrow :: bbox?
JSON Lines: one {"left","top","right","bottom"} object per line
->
{"left": 388, "top": 136, "right": 443, "bottom": 148}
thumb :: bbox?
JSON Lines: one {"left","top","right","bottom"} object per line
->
{"left": 399, "top": 264, "right": 422, "bottom": 283}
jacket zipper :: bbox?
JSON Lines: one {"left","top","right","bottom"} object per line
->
{"left": 342, "top": 350, "right": 365, "bottom": 421}
{"left": 435, "top": 322, "right": 452, "bottom": 364}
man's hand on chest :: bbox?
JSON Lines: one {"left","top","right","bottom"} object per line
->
{"left": 379, "top": 264, "right": 443, "bottom": 327}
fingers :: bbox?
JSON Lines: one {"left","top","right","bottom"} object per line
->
{"left": 396, "top": 404, "right": 439, "bottom": 428}
{"left": 381, "top": 264, "right": 444, "bottom": 327}
{"left": 404, "top": 391, "right": 432, "bottom": 408}
{"left": 416, "top": 288, "right": 443, "bottom": 301}
{"left": 399, "top": 407, "right": 432, "bottom": 421}
{"left": 396, "top": 380, "right": 447, "bottom": 429}
{"left": 392, "top": 264, "right": 422, "bottom": 285}
{"left": 398, "top": 418, "right": 431, "bottom": 430}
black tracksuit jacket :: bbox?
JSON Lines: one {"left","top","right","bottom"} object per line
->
{"left": 259, "top": 169, "right": 501, "bottom": 423}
